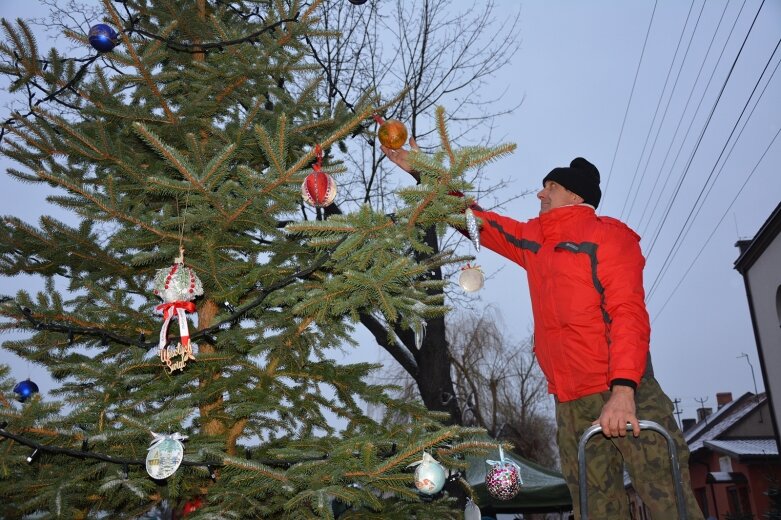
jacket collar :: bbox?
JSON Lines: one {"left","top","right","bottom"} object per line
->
{"left": 538, "top": 204, "right": 596, "bottom": 239}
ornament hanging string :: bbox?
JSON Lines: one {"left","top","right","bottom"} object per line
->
{"left": 312, "top": 144, "right": 324, "bottom": 202}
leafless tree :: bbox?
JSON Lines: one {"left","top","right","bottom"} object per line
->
{"left": 447, "top": 307, "right": 558, "bottom": 467}
{"left": 309, "top": 0, "right": 532, "bottom": 425}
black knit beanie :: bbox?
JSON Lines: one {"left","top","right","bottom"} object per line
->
{"left": 542, "top": 157, "right": 602, "bottom": 209}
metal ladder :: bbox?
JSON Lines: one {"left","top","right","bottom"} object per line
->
{"left": 577, "top": 420, "right": 688, "bottom": 520}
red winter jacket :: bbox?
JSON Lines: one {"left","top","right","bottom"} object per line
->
{"left": 471, "top": 204, "right": 650, "bottom": 402}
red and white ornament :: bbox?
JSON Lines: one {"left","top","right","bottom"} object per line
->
{"left": 301, "top": 144, "right": 336, "bottom": 207}
{"left": 153, "top": 248, "right": 203, "bottom": 372}
{"left": 458, "top": 263, "right": 484, "bottom": 292}
{"left": 485, "top": 445, "right": 522, "bottom": 500}
{"left": 408, "top": 452, "right": 446, "bottom": 495}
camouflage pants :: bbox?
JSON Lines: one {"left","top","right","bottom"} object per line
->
{"left": 555, "top": 377, "right": 704, "bottom": 519}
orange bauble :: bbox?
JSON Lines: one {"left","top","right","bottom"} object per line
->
{"left": 377, "top": 119, "right": 408, "bottom": 150}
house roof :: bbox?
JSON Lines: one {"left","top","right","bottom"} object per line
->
{"left": 704, "top": 439, "right": 779, "bottom": 458}
{"left": 686, "top": 393, "right": 768, "bottom": 453}
{"left": 734, "top": 200, "right": 781, "bottom": 273}
{"left": 685, "top": 392, "right": 755, "bottom": 447}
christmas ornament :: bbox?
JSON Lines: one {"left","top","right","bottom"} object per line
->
{"left": 88, "top": 24, "right": 118, "bottom": 52}
{"left": 153, "top": 248, "right": 203, "bottom": 372}
{"left": 373, "top": 115, "right": 408, "bottom": 150}
{"left": 145, "top": 432, "right": 187, "bottom": 479}
{"left": 301, "top": 145, "right": 336, "bottom": 207}
{"left": 465, "top": 208, "right": 480, "bottom": 252}
{"left": 349, "top": 0, "right": 368, "bottom": 4}
{"left": 411, "top": 302, "right": 427, "bottom": 349}
{"left": 408, "top": 452, "right": 446, "bottom": 495}
{"left": 485, "top": 445, "right": 522, "bottom": 500}
{"left": 13, "top": 379, "right": 39, "bottom": 402}
{"left": 181, "top": 496, "right": 204, "bottom": 516}
{"left": 458, "top": 263, "right": 484, "bottom": 292}
{"left": 464, "top": 497, "right": 482, "bottom": 520}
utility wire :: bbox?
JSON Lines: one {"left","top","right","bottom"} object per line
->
{"left": 624, "top": 0, "right": 707, "bottom": 225}
{"left": 637, "top": 0, "right": 737, "bottom": 233}
{"left": 651, "top": 121, "right": 780, "bottom": 323}
{"left": 600, "top": 0, "right": 658, "bottom": 210}
{"left": 648, "top": 37, "right": 780, "bottom": 305}
{"left": 619, "top": 0, "right": 697, "bottom": 221}
{"left": 643, "top": 0, "right": 766, "bottom": 263}
{"left": 647, "top": 31, "right": 779, "bottom": 302}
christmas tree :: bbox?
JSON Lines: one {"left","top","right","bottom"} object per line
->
{"left": 0, "top": 1, "right": 514, "bottom": 517}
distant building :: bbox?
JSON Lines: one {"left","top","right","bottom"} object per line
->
{"left": 734, "top": 201, "right": 781, "bottom": 451}
{"left": 683, "top": 391, "right": 779, "bottom": 519}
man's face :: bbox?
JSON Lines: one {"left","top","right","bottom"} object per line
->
{"left": 537, "top": 181, "right": 584, "bottom": 215}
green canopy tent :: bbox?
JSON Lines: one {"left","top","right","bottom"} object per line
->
{"left": 466, "top": 451, "right": 573, "bottom": 515}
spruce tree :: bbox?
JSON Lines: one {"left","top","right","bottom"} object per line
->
{"left": 0, "top": 1, "right": 516, "bottom": 518}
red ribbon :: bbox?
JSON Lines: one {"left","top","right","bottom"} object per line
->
{"left": 156, "top": 301, "right": 196, "bottom": 318}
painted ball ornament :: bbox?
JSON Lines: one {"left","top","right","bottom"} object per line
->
{"left": 301, "top": 144, "right": 336, "bottom": 207}
{"left": 485, "top": 445, "right": 523, "bottom": 500}
{"left": 301, "top": 170, "right": 336, "bottom": 207}
{"left": 146, "top": 433, "right": 187, "bottom": 479}
{"left": 373, "top": 115, "right": 408, "bottom": 150}
{"left": 458, "top": 263, "right": 484, "bottom": 292}
{"left": 349, "top": 0, "right": 369, "bottom": 4}
{"left": 88, "top": 24, "right": 118, "bottom": 52}
{"left": 409, "top": 452, "right": 446, "bottom": 495}
{"left": 13, "top": 379, "right": 39, "bottom": 402}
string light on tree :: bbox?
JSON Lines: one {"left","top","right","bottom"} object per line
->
{"left": 88, "top": 24, "right": 118, "bottom": 52}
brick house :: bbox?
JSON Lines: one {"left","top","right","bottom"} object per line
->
{"left": 684, "top": 392, "right": 779, "bottom": 519}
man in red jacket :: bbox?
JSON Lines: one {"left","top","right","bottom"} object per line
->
{"left": 383, "top": 144, "right": 703, "bottom": 519}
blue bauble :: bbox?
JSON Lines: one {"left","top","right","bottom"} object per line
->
{"left": 88, "top": 24, "right": 118, "bottom": 52}
{"left": 13, "top": 379, "right": 39, "bottom": 402}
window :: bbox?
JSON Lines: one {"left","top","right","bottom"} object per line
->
{"left": 776, "top": 285, "right": 781, "bottom": 326}
{"left": 727, "top": 485, "right": 753, "bottom": 516}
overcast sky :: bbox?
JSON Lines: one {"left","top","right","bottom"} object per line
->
{"left": 1, "top": 0, "right": 780, "bottom": 427}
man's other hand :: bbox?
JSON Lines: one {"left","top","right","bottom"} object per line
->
{"left": 594, "top": 385, "right": 640, "bottom": 437}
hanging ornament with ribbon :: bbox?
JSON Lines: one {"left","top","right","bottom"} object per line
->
{"left": 407, "top": 452, "right": 447, "bottom": 495}
{"left": 301, "top": 144, "right": 336, "bottom": 207}
{"left": 153, "top": 248, "right": 203, "bottom": 372}
{"left": 145, "top": 432, "right": 187, "bottom": 479}
{"left": 458, "top": 263, "right": 484, "bottom": 293}
{"left": 485, "top": 444, "right": 523, "bottom": 500}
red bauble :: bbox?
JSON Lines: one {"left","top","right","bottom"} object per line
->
{"left": 301, "top": 170, "right": 336, "bottom": 207}
{"left": 181, "top": 496, "right": 204, "bottom": 516}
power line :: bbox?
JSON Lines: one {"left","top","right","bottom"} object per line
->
{"left": 642, "top": 0, "right": 767, "bottom": 264}
{"left": 600, "top": 0, "right": 658, "bottom": 211}
{"left": 620, "top": 0, "right": 698, "bottom": 222}
{"left": 651, "top": 117, "right": 780, "bottom": 323}
{"left": 647, "top": 29, "right": 779, "bottom": 302}
{"left": 639, "top": 0, "right": 749, "bottom": 237}
{"left": 632, "top": 0, "right": 732, "bottom": 229}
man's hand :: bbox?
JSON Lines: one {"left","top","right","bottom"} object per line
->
{"left": 380, "top": 137, "right": 420, "bottom": 180}
{"left": 594, "top": 385, "right": 640, "bottom": 438}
